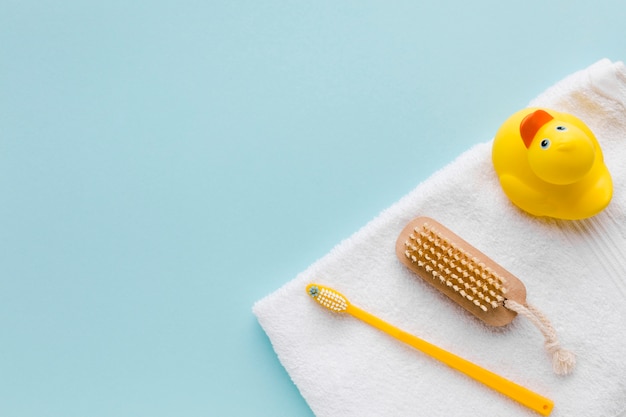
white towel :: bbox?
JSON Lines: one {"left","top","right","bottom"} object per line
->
{"left": 253, "top": 59, "right": 626, "bottom": 417}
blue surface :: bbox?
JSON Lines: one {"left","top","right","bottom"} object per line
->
{"left": 1, "top": 1, "right": 624, "bottom": 416}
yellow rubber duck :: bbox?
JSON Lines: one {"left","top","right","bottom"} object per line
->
{"left": 492, "top": 108, "right": 612, "bottom": 220}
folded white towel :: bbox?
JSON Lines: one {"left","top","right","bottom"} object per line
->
{"left": 253, "top": 59, "right": 626, "bottom": 417}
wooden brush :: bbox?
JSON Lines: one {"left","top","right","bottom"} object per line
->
{"left": 396, "top": 216, "right": 575, "bottom": 375}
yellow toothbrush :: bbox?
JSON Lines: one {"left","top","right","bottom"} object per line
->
{"left": 306, "top": 283, "right": 554, "bottom": 416}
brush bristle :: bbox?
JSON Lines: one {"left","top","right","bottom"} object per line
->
{"left": 307, "top": 284, "right": 348, "bottom": 313}
{"left": 403, "top": 222, "right": 508, "bottom": 312}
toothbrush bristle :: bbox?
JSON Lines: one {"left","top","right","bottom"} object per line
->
{"left": 403, "top": 222, "right": 509, "bottom": 312}
{"left": 307, "top": 285, "right": 348, "bottom": 313}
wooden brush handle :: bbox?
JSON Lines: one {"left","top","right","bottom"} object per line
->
{"left": 396, "top": 216, "right": 527, "bottom": 326}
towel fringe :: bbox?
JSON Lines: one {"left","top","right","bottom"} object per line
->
{"left": 504, "top": 299, "right": 576, "bottom": 375}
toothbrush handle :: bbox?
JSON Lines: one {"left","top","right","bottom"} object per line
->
{"left": 347, "top": 305, "right": 554, "bottom": 416}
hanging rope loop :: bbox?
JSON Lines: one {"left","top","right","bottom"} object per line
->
{"left": 504, "top": 299, "right": 576, "bottom": 375}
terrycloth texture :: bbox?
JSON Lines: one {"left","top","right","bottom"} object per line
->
{"left": 253, "top": 59, "right": 626, "bottom": 417}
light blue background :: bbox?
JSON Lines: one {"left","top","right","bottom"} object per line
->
{"left": 1, "top": 1, "right": 624, "bottom": 416}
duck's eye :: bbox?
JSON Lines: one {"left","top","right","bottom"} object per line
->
{"left": 556, "top": 126, "right": 567, "bottom": 131}
{"left": 540, "top": 139, "right": 551, "bottom": 149}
